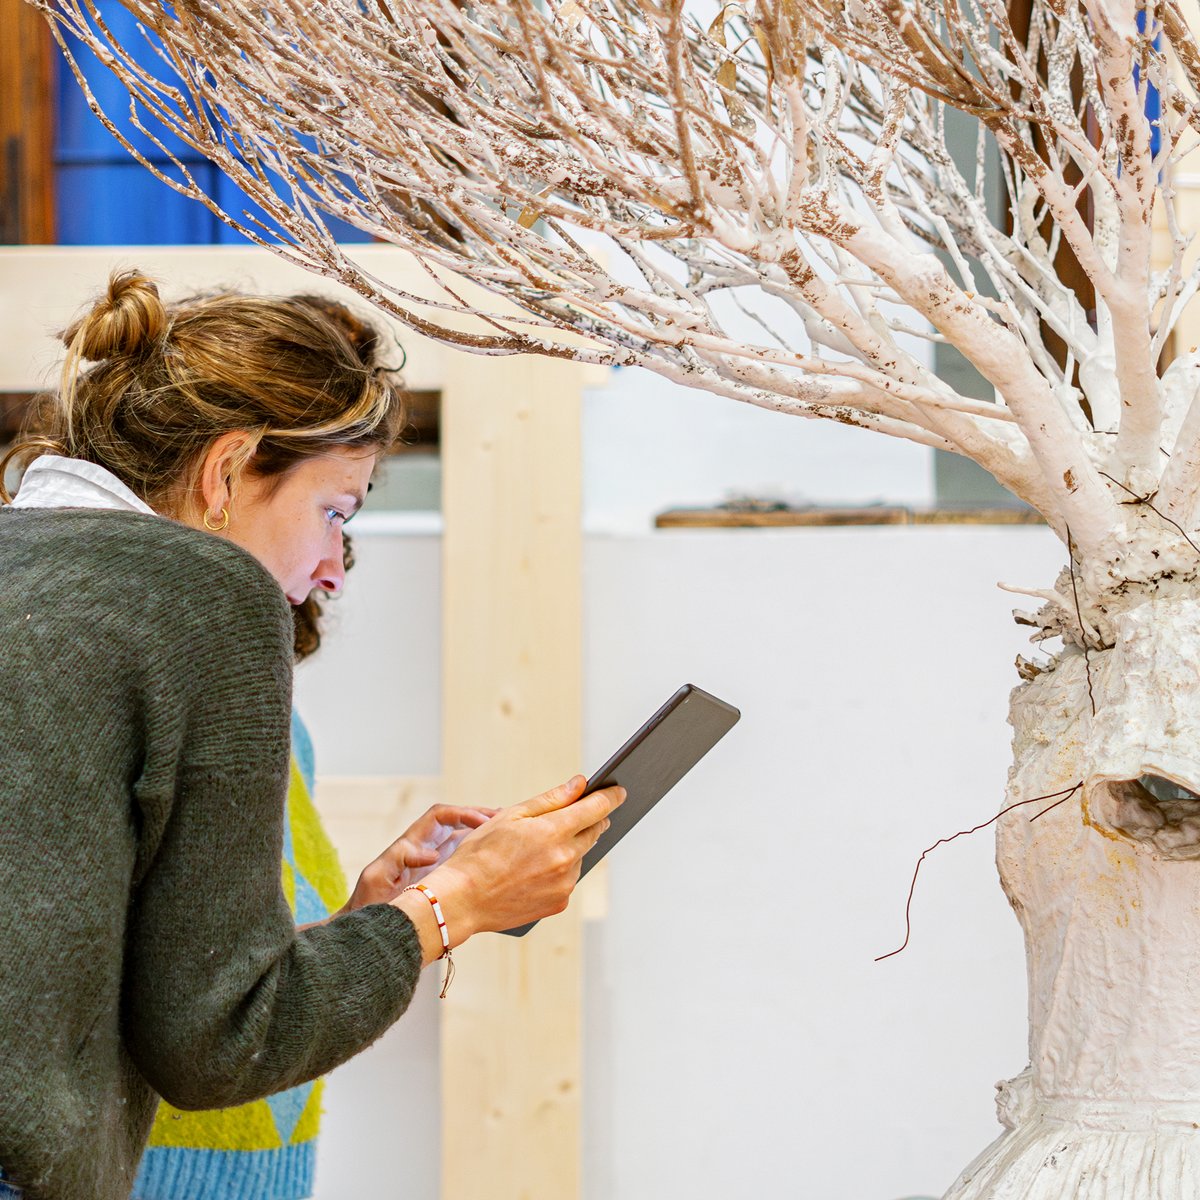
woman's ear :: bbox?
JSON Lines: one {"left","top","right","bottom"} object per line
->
{"left": 197, "top": 430, "right": 257, "bottom": 525}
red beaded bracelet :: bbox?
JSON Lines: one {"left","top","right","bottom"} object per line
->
{"left": 402, "top": 882, "right": 455, "bottom": 998}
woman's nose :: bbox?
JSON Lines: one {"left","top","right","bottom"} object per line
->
{"left": 314, "top": 535, "right": 346, "bottom": 595}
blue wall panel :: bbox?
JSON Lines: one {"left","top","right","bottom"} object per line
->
{"left": 56, "top": 163, "right": 223, "bottom": 244}
{"left": 54, "top": 3, "right": 371, "bottom": 246}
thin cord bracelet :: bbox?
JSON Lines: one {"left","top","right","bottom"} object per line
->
{"left": 402, "top": 882, "right": 455, "bottom": 998}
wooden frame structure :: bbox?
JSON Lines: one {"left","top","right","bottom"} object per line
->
{"left": 0, "top": 0, "right": 55, "bottom": 243}
{"left": 0, "top": 244, "right": 598, "bottom": 1200}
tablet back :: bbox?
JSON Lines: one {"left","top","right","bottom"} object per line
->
{"left": 500, "top": 684, "right": 740, "bottom": 936}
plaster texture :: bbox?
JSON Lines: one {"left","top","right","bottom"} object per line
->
{"left": 949, "top": 600, "right": 1200, "bottom": 1197}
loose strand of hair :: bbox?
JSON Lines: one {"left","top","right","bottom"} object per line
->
{"left": 0, "top": 436, "right": 69, "bottom": 504}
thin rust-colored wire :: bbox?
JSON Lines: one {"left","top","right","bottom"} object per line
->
{"left": 1099, "top": 470, "right": 1200, "bottom": 560}
{"left": 1065, "top": 525, "right": 1096, "bottom": 718}
{"left": 875, "top": 782, "right": 1082, "bottom": 962}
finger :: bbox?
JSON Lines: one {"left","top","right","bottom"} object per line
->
{"left": 424, "top": 815, "right": 490, "bottom": 855}
{"left": 369, "top": 852, "right": 429, "bottom": 889}
{"left": 512, "top": 775, "right": 587, "bottom": 818}
{"left": 403, "top": 806, "right": 482, "bottom": 844}
{"left": 431, "top": 822, "right": 472, "bottom": 850}
{"left": 549, "top": 785, "right": 626, "bottom": 834}
{"left": 372, "top": 837, "right": 414, "bottom": 866}
{"left": 575, "top": 815, "right": 611, "bottom": 853}
{"left": 423, "top": 811, "right": 490, "bottom": 845}
{"left": 432, "top": 829, "right": 474, "bottom": 863}
{"left": 423, "top": 805, "right": 497, "bottom": 830}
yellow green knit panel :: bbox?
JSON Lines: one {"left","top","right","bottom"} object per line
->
{"left": 144, "top": 754, "right": 346, "bottom": 1158}
{"left": 147, "top": 1099, "right": 284, "bottom": 1152}
{"left": 281, "top": 858, "right": 297, "bottom": 912}
{"left": 286, "top": 756, "right": 348, "bottom": 916}
{"left": 289, "top": 1079, "right": 326, "bottom": 1145}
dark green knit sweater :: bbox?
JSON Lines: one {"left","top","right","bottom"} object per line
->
{"left": 0, "top": 508, "right": 422, "bottom": 1200}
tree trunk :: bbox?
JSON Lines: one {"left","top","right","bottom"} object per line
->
{"left": 946, "top": 597, "right": 1200, "bottom": 1198}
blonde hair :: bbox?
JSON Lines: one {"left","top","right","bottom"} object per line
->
{"left": 0, "top": 270, "right": 404, "bottom": 511}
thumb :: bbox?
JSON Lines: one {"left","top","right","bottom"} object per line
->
{"left": 515, "top": 775, "right": 587, "bottom": 818}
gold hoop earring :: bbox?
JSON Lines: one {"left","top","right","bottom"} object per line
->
{"left": 203, "top": 507, "right": 230, "bottom": 532}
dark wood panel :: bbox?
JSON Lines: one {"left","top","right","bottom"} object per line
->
{"left": 0, "top": 392, "right": 37, "bottom": 438}
{"left": 0, "top": 0, "right": 55, "bottom": 243}
{"left": 395, "top": 388, "right": 439, "bottom": 452}
{"left": 1, "top": 389, "right": 440, "bottom": 451}
{"left": 1005, "top": 0, "right": 1097, "bottom": 383}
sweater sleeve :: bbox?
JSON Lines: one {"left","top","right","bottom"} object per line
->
{"left": 120, "top": 545, "right": 422, "bottom": 1111}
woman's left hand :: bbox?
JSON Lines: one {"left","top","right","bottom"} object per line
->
{"left": 339, "top": 804, "right": 496, "bottom": 914}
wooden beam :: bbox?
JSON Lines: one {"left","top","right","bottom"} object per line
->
{"left": 312, "top": 776, "right": 442, "bottom": 877}
{"left": 655, "top": 505, "right": 1046, "bottom": 528}
{"left": 0, "top": 0, "right": 55, "bottom": 244}
{"left": 440, "top": 351, "right": 584, "bottom": 1200}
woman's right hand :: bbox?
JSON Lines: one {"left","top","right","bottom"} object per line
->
{"left": 392, "top": 775, "right": 625, "bottom": 961}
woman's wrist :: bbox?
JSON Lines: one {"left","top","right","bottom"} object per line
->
{"left": 421, "top": 866, "right": 477, "bottom": 947}
{"left": 392, "top": 889, "right": 449, "bottom": 967}
{"left": 393, "top": 874, "right": 477, "bottom": 998}
{"left": 390, "top": 869, "right": 476, "bottom": 964}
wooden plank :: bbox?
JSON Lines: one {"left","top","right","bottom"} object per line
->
{"left": 440, "top": 351, "right": 584, "bottom": 1200}
{"left": 0, "top": 246, "right": 456, "bottom": 392}
{"left": 655, "top": 506, "right": 1046, "bottom": 528}
{"left": 0, "top": 0, "right": 55, "bottom": 243}
{"left": 312, "top": 776, "right": 442, "bottom": 879}
{"left": 912, "top": 507, "right": 1045, "bottom": 526}
{"left": 657, "top": 506, "right": 910, "bottom": 527}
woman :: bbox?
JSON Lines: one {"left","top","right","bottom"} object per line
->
{"left": 133, "top": 549, "right": 366, "bottom": 1200}
{"left": 0, "top": 270, "right": 621, "bottom": 1200}
{"left": 13, "top": 450, "right": 359, "bottom": 1198}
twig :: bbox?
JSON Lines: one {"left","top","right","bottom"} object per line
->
{"left": 996, "top": 580, "right": 1100, "bottom": 641}
{"left": 875, "top": 782, "right": 1083, "bottom": 962}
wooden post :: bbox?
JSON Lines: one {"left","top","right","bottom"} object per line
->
{"left": 440, "top": 351, "right": 584, "bottom": 1200}
{"left": 0, "top": 0, "right": 55, "bottom": 243}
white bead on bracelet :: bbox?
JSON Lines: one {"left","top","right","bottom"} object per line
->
{"left": 402, "top": 882, "right": 455, "bottom": 998}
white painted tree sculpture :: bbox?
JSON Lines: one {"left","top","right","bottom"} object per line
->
{"left": 33, "top": 0, "right": 1200, "bottom": 1191}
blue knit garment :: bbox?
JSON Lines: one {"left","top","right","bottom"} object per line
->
{"left": 133, "top": 711, "right": 341, "bottom": 1200}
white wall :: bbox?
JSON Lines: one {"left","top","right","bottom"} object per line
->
{"left": 301, "top": 522, "right": 1066, "bottom": 1200}
{"left": 371, "top": 362, "right": 935, "bottom": 531}
{"left": 581, "top": 367, "right": 934, "bottom": 533}
{"left": 295, "top": 531, "right": 442, "bottom": 777}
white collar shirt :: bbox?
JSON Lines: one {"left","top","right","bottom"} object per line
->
{"left": 8, "top": 455, "right": 156, "bottom": 515}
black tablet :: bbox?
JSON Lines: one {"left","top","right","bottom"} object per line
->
{"left": 499, "top": 684, "right": 740, "bottom": 936}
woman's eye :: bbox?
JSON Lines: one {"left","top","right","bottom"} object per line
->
{"left": 325, "top": 507, "right": 347, "bottom": 526}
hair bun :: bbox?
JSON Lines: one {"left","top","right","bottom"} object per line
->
{"left": 61, "top": 269, "right": 167, "bottom": 362}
